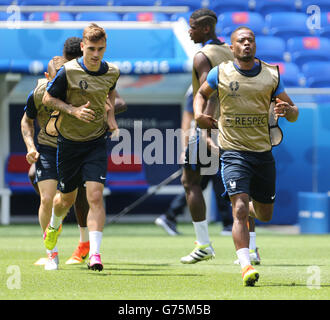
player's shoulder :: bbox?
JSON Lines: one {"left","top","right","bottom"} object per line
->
{"left": 219, "top": 59, "right": 233, "bottom": 69}
{"left": 260, "top": 60, "right": 279, "bottom": 75}
{"left": 104, "top": 61, "right": 120, "bottom": 77}
{"left": 33, "top": 78, "right": 48, "bottom": 99}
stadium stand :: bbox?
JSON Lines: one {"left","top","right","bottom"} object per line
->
{"left": 75, "top": 12, "right": 121, "bottom": 21}
{"left": 0, "top": 11, "right": 27, "bottom": 21}
{"left": 265, "top": 12, "right": 313, "bottom": 40}
{"left": 320, "top": 12, "right": 330, "bottom": 38}
{"left": 301, "top": 0, "right": 330, "bottom": 12}
{"left": 170, "top": 11, "right": 192, "bottom": 22}
{"left": 113, "top": 0, "right": 158, "bottom": 6}
{"left": 65, "top": 0, "right": 110, "bottom": 5}
{"left": 217, "top": 11, "right": 266, "bottom": 36}
{"left": 5, "top": 153, "right": 34, "bottom": 194}
{"left": 287, "top": 36, "right": 330, "bottom": 67}
{"left": 122, "top": 12, "right": 168, "bottom": 22}
{"left": 251, "top": 0, "right": 300, "bottom": 16}
{"left": 302, "top": 61, "right": 330, "bottom": 88}
{"left": 160, "top": 0, "right": 206, "bottom": 11}
{"left": 28, "top": 11, "right": 75, "bottom": 21}
{"left": 17, "top": 0, "right": 62, "bottom": 5}
{"left": 210, "top": 0, "right": 250, "bottom": 15}
{"left": 271, "top": 62, "right": 302, "bottom": 87}
{"left": 255, "top": 35, "right": 286, "bottom": 62}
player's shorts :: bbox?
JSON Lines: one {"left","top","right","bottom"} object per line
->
{"left": 57, "top": 134, "right": 108, "bottom": 194}
{"left": 35, "top": 144, "right": 58, "bottom": 183}
{"left": 220, "top": 149, "right": 276, "bottom": 204}
{"left": 184, "top": 128, "right": 219, "bottom": 172}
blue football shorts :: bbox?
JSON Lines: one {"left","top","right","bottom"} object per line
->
{"left": 220, "top": 149, "right": 276, "bottom": 204}
{"left": 56, "top": 134, "right": 107, "bottom": 193}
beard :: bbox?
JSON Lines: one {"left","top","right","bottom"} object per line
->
{"left": 238, "top": 53, "right": 254, "bottom": 62}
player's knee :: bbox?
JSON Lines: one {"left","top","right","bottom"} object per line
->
{"left": 87, "top": 189, "right": 103, "bottom": 208}
{"left": 40, "top": 193, "right": 54, "bottom": 208}
{"left": 181, "top": 174, "right": 199, "bottom": 193}
{"left": 55, "top": 193, "right": 74, "bottom": 210}
{"left": 233, "top": 202, "right": 249, "bottom": 222}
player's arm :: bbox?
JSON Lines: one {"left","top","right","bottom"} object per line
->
{"left": 194, "top": 81, "right": 217, "bottom": 129}
{"left": 114, "top": 91, "right": 127, "bottom": 115}
{"left": 194, "top": 52, "right": 218, "bottom": 117}
{"left": 106, "top": 89, "right": 119, "bottom": 135}
{"left": 21, "top": 92, "right": 39, "bottom": 164}
{"left": 42, "top": 67, "right": 95, "bottom": 123}
{"left": 274, "top": 92, "right": 299, "bottom": 122}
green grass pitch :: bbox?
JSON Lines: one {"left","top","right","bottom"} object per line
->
{"left": 0, "top": 223, "right": 330, "bottom": 300}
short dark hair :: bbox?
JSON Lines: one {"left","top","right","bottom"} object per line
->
{"left": 63, "top": 36, "right": 83, "bottom": 60}
{"left": 190, "top": 8, "right": 217, "bottom": 27}
{"left": 231, "top": 26, "right": 255, "bottom": 42}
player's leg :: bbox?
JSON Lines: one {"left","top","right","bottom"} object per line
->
{"left": 86, "top": 181, "right": 105, "bottom": 271}
{"left": 180, "top": 167, "right": 215, "bottom": 264}
{"left": 248, "top": 215, "right": 260, "bottom": 265}
{"left": 37, "top": 179, "right": 58, "bottom": 232}
{"left": 231, "top": 193, "right": 259, "bottom": 286}
{"left": 66, "top": 185, "right": 90, "bottom": 264}
{"left": 210, "top": 173, "right": 233, "bottom": 235}
{"left": 44, "top": 190, "right": 77, "bottom": 251}
{"left": 221, "top": 151, "right": 259, "bottom": 286}
{"left": 28, "top": 163, "right": 39, "bottom": 195}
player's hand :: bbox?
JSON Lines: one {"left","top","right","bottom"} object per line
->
{"left": 26, "top": 149, "right": 39, "bottom": 165}
{"left": 274, "top": 98, "right": 290, "bottom": 118}
{"left": 109, "top": 128, "right": 120, "bottom": 139}
{"left": 195, "top": 113, "right": 218, "bottom": 129}
{"left": 73, "top": 101, "right": 96, "bottom": 122}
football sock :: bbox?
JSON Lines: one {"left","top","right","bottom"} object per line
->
{"left": 79, "top": 226, "right": 89, "bottom": 243}
{"left": 89, "top": 231, "right": 102, "bottom": 255}
{"left": 192, "top": 220, "right": 210, "bottom": 245}
{"left": 50, "top": 209, "right": 62, "bottom": 230}
{"left": 46, "top": 246, "right": 58, "bottom": 255}
{"left": 249, "top": 232, "right": 257, "bottom": 250}
{"left": 236, "top": 248, "right": 251, "bottom": 269}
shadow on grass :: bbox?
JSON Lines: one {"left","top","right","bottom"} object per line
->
{"left": 266, "top": 264, "right": 326, "bottom": 267}
{"left": 90, "top": 272, "right": 203, "bottom": 277}
{"left": 260, "top": 283, "right": 330, "bottom": 288}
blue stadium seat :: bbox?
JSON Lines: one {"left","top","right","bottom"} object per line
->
{"left": 161, "top": 0, "right": 205, "bottom": 11}
{"left": 287, "top": 36, "right": 330, "bottom": 67}
{"left": 255, "top": 36, "right": 286, "bottom": 62}
{"left": 65, "top": 0, "right": 109, "bottom": 5}
{"left": 320, "top": 12, "right": 330, "bottom": 38}
{"left": 28, "top": 11, "right": 74, "bottom": 21}
{"left": 170, "top": 11, "right": 192, "bottom": 23}
{"left": 210, "top": 0, "right": 251, "bottom": 15}
{"left": 122, "top": 12, "right": 168, "bottom": 22}
{"left": 113, "top": 0, "right": 157, "bottom": 5}
{"left": 302, "top": 61, "right": 330, "bottom": 87}
{"left": 269, "top": 62, "right": 301, "bottom": 87}
{"left": 0, "top": 0, "right": 14, "bottom": 4}
{"left": 75, "top": 12, "right": 121, "bottom": 21}
{"left": 265, "top": 12, "right": 312, "bottom": 40}
{"left": 0, "top": 11, "right": 27, "bottom": 21}
{"left": 217, "top": 12, "right": 266, "bottom": 36}
{"left": 17, "top": 0, "right": 62, "bottom": 4}
{"left": 301, "top": 0, "right": 330, "bottom": 12}
{"left": 251, "top": 0, "right": 299, "bottom": 16}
